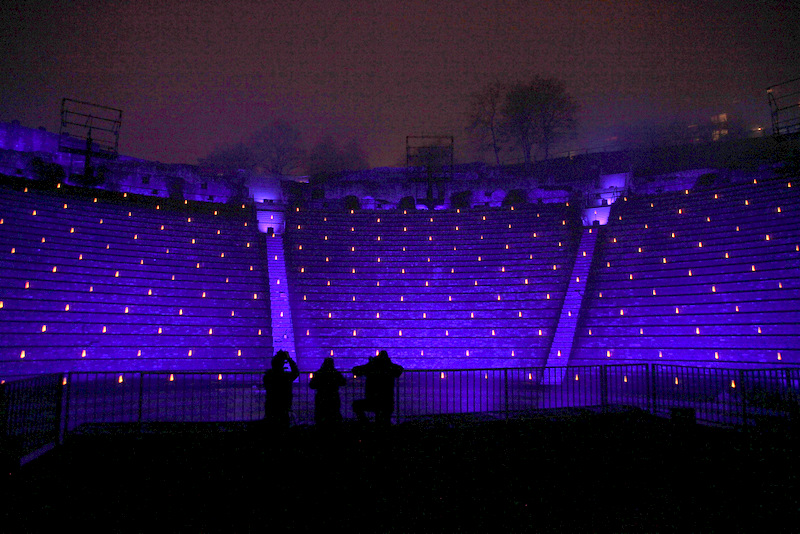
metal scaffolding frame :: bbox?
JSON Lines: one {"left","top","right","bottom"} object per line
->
{"left": 58, "top": 98, "right": 123, "bottom": 159}
{"left": 767, "top": 77, "right": 800, "bottom": 137}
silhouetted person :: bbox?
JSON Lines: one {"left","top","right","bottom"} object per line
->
{"left": 352, "top": 351, "right": 404, "bottom": 426}
{"left": 309, "top": 357, "right": 346, "bottom": 427}
{"left": 263, "top": 350, "right": 299, "bottom": 430}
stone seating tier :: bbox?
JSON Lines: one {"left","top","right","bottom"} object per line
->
{"left": 569, "top": 347, "right": 796, "bottom": 367}
{"left": 573, "top": 176, "right": 799, "bottom": 366}
{"left": 0, "top": 183, "right": 272, "bottom": 379}
{"left": 284, "top": 204, "right": 580, "bottom": 371}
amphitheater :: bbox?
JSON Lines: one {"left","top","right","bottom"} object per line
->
{"left": 2, "top": 125, "right": 800, "bottom": 531}
{"left": 1, "top": 158, "right": 798, "bottom": 380}
{"left": 1, "top": 124, "right": 799, "bottom": 436}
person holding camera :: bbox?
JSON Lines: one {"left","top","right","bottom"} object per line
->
{"left": 263, "top": 350, "right": 300, "bottom": 431}
{"left": 352, "top": 350, "right": 404, "bottom": 426}
{"left": 309, "top": 357, "right": 347, "bottom": 427}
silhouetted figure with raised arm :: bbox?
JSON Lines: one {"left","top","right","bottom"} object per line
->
{"left": 352, "top": 351, "right": 404, "bottom": 427}
{"left": 263, "top": 350, "right": 299, "bottom": 431}
{"left": 309, "top": 357, "right": 347, "bottom": 427}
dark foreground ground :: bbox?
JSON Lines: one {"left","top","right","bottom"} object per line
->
{"left": 2, "top": 408, "right": 798, "bottom": 533}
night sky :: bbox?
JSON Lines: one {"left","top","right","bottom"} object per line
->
{"left": 1, "top": 1, "right": 798, "bottom": 169}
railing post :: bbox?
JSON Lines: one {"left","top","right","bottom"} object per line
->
{"left": 62, "top": 373, "right": 72, "bottom": 442}
{"left": 785, "top": 369, "right": 798, "bottom": 423}
{"left": 0, "top": 382, "right": 7, "bottom": 447}
{"left": 54, "top": 374, "right": 64, "bottom": 446}
{"left": 649, "top": 364, "right": 657, "bottom": 415}
{"left": 137, "top": 372, "right": 144, "bottom": 430}
{"left": 789, "top": 369, "right": 800, "bottom": 430}
{"left": 504, "top": 368, "right": 509, "bottom": 419}
{"left": 600, "top": 365, "right": 609, "bottom": 412}
{"left": 739, "top": 369, "right": 748, "bottom": 429}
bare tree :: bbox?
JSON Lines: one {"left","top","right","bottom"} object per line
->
{"left": 198, "top": 142, "right": 253, "bottom": 172}
{"left": 199, "top": 119, "right": 305, "bottom": 177}
{"left": 340, "top": 138, "right": 369, "bottom": 172}
{"left": 307, "top": 135, "right": 368, "bottom": 177}
{"left": 466, "top": 81, "right": 507, "bottom": 166}
{"left": 197, "top": 143, "right": 252, "bottom": 203}
{"left": 249, "top": 119, "right": 305, "bottom": 176}
{"left": 502, "top": 76, "right": 578, "bottom": 164}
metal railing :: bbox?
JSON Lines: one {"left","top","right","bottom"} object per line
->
{"left": 1, "top": 374, "right": 63, "bottom": 463}
{"left": 3, "top": 364, "right": 799, "bottom": 466}
{"left": 652, "top": 365, "right": 800, "bottom": 427}
{"left": 58, "top": 366, "right": 656, "bottom": 432}
{"left": 63, "top": 372, "right": 264, "bottom": 430}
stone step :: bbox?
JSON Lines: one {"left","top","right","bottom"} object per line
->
{"left": 544, "top": 228, "right": 598, "bottom": 380}
{"left": 266, "top": 234, "right": 297, "bottom": 361}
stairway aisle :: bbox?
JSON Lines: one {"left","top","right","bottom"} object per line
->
{"left": 265, "top": 233, "right": 298, "bottom": 363}
{"left": 543, "top": 227, "right": 598, "bottom": 383}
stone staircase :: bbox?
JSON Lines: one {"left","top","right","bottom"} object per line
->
{"left": 265, "top": 233, "right": 298, "bottom": 362}
{"left": 543, "top": 227, "right": 598, "bottom": 384}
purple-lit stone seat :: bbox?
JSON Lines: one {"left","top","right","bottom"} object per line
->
{"left": 572, "top": 176, "right": 800, "bottom": 367}
{"left": 0, "top": 182, "right": 272, "bottom": 380}
{"left": 285, "top": 203, "right": 578, "bottom": 370}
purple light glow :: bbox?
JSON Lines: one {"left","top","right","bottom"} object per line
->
{"left": 1, "top": 170, "right": 799, "bottom": 380}
{"left": 0, "top": 179, "right": 273, "bottom": 380}
{"left": 284, "top": 201, "right": 578, "bottom": 371}
{"left": 1, "top": 3, "right": 796, "bottom": 167}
